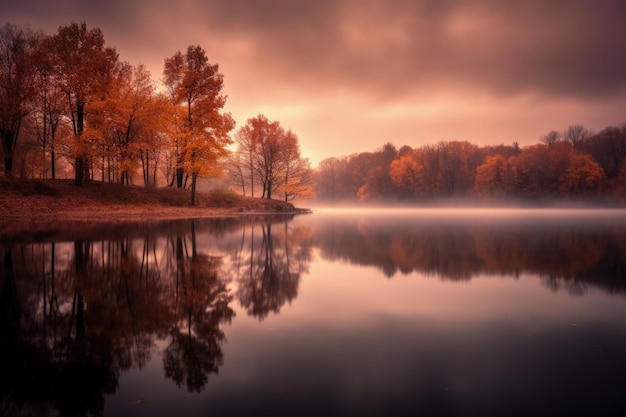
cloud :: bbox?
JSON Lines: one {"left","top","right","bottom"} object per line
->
{"left": 186, "top": 0, "right": 626, "bottom": 100}
{"left": 5, "top": 0, "right": 626, "bottom": 101}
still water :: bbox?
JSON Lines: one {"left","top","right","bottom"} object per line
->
{"left": 2, "top": 209, "right": 626, "bottom": 416}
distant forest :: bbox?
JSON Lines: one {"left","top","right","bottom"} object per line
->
{"left": 314, "top": 124, "right": 626, "bottom": 202}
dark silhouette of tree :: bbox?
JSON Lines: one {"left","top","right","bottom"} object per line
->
{"left": 0, "top": 23, "right": 40, "bottom": 175}
{"left": 31, "top": 40, "right": 69, "bottom": 179}
{"left": 563, "top": 125, "right": 592, "bottom": 149}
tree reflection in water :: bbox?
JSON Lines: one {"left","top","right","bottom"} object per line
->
{"left": 235, "top": 220, "right": 311, "bottom": 320}
{"left": 311, "top": 213, "right": 626, "bottom": 296}
{"left": 0, "top": 216, "right": 311, "bottom": 415}
{"left": 163, "top": 221, "right": 234, "bottom": 392}
{"left": 2, "top": 212, "right": 626, "bottom": 415}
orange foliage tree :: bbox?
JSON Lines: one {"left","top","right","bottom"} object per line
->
{"left": 473, "top": 154, "right": 510, "bottom": 197}
{"left": 389, "top": 151, "right": 427, "bottom": 198}
{"left": 560, "top": 153, "right": 605, "bottom": 196}
{"left": 230, "top": 114, "right": 312, "bottom": 200}
{"left": 163, "top": 45, "right": 235, "bottom": 204}
{"left": 46, "top": 22, "right": 118, "bottom": 186}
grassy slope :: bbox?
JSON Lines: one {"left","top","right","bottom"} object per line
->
{"left": 0, "top": 178, "right": 303, "bottom": 222}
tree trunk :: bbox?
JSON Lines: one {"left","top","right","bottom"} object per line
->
{"left": 3, "top": 130, "right": 14, "bottom": 175}
{"left": 51, "top": 148, "right": 56, "bottom": 179}
{"left": 190, "top": 172, "right": 197, "bottom": 206}
{"left": 74, "top": 102, "right": 85, "bottom": 186}
{"left": 176, "top": 167, "right": 184, "bottom": 188}
{"left": 75, "top": 156, "right": 84, "bottom": 185}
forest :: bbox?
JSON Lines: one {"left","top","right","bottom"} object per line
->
{"left": 3, "top": 21, "right": 626, "bottom": 205}
{"left": 315, "top": 125, "right": 626, "bottom": 202}
{"left": 0, "top": 22, "right": 312, "bottom": 204}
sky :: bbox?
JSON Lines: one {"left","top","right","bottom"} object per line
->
{"left": 3, "top": 0, "right": 626, "bottom": 166}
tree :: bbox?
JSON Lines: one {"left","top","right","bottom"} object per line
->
{"left": 0, "top": 23, "right": 39, "bottom": 175}
{"left": 91, "top": 62, "right": 165, "bottom": 185}
{"left": 31, "top": 36, "right": 69, "bottom": 179}
{"left": 355, "top": 143, "right": 397, "bottom": 201}
{"left": 540, "top": 130, "right": 561, "bottom": 145}
{"left": 560, "top": 153, "right": 605, "bottom": 196}
{"left": 563, "top": 125, "right": 592, "bottom": 149}
{"left": 435, "top": 141, "right": 480, "bottom": 196}
{"left": 46, "top": 22, "right": 118, "bottom": 185}
{"left": 358, "top": 165, "right": 395, "bottom": 201}
{"left": 231, "top": 114, "right": 311, "bottom": 200}
{"left": 316, "top": 157, "right": 340, "bottom": 200}
{"left": 163, "top": 45, "right": 234, "bottom": 205}
{"left": 232, "top": 119, "right": 260, "bottom": 197}
{"left": 249, "top": 115, "right": 283, "bottom": 199}
{"left": 389, "top": 151, "right": 426, "bottom": 197}
{"left": 581, "top": 126, "right": 626, "bottom": 179}
{"left": 474, "top": 154, "right": 509, "bottom": 197}
{"left": 277, "top": 130, "right": 313, "bottom": 201}
{"left": 137, "top": 92, "right": 173, "bottom": 187}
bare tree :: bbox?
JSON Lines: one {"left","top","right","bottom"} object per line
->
{"left": 540, "top": 130, "right": 561, "bottom": 145}
{"left": 563, "top": 125, "right": 592, "bottom": 149}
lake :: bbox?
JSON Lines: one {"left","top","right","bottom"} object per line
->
{"left": 2, "top": 208, "right": 626, "bottom": 416}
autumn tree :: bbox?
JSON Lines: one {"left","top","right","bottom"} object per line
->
{"left": 345, "top": 152, "right": 378, "bottom": 197}
{"left": 137, "top": 92, "right": 173, "bottom": 187}
{"left": 473, "top": 154, "right": 510, "bottom": 197}
{"left": 507, "top": 144, "right": 554, "bottom": 198}
{"left": 581, "top": 125, "right": 626, "bottom": 180}
{"left": 276, "top": 129, "right": 313, "bottom": 201}
{"left": 45, "top": 22, "right": 118, "bottom": 186}
{"left": 436, "top": 141, "right": 480, "bottom": 196}
{"left": 230, "top": 114, "right": 311, "bottom": 200}
{"left": 231, "top": 115, "right": 266, "bottom": 197}
{"left": 30, "top": 36, "right": 69, "bottom": 179}
{"left": 89, "top": 62, "right": 168, "bottom": 185}
{"left": 0, "top": 23, "right": 40, "bottom": 175}
{"left": 560, "top": 153, "right": 605, "bottom": 196}
{"left": 357, "top": 143, "right": 397, "bottom": 201}
{"left": 163, "top": 45, "right": 235, "bottom": 204}
{"left": 315, "top": 157, "right": 341, "bottom": 200}
{"left": 249, "top": 115, "right": 282, "bottom": 199}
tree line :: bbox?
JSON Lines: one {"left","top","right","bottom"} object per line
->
{"left": 0, "top": 22, "right": 312, "bottom": 203}
{"left": 315, "top": 124, "right": 626, "bottom": 201}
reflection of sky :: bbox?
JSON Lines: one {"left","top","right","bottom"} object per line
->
{"left": 105, "top": 222, "right": 626, "bottom": 416}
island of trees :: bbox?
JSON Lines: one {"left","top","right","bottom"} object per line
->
{"left": 3, "top": 21, "right": 626, "bottom": 206}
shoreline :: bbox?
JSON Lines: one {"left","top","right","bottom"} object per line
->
{"left": 0, "top": 178, "right": 311, "bottom": 239}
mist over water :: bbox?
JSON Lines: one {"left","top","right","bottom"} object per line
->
{"left": 2, "top": 209, "right": 626, "bottom": 416}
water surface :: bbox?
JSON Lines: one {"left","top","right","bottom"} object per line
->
{"left": 2, "top": 209, "right": 626, "bottom": 416}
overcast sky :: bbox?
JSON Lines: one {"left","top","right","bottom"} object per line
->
{"left": 3, "top": 0, "right": 626, "bottom": 165}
